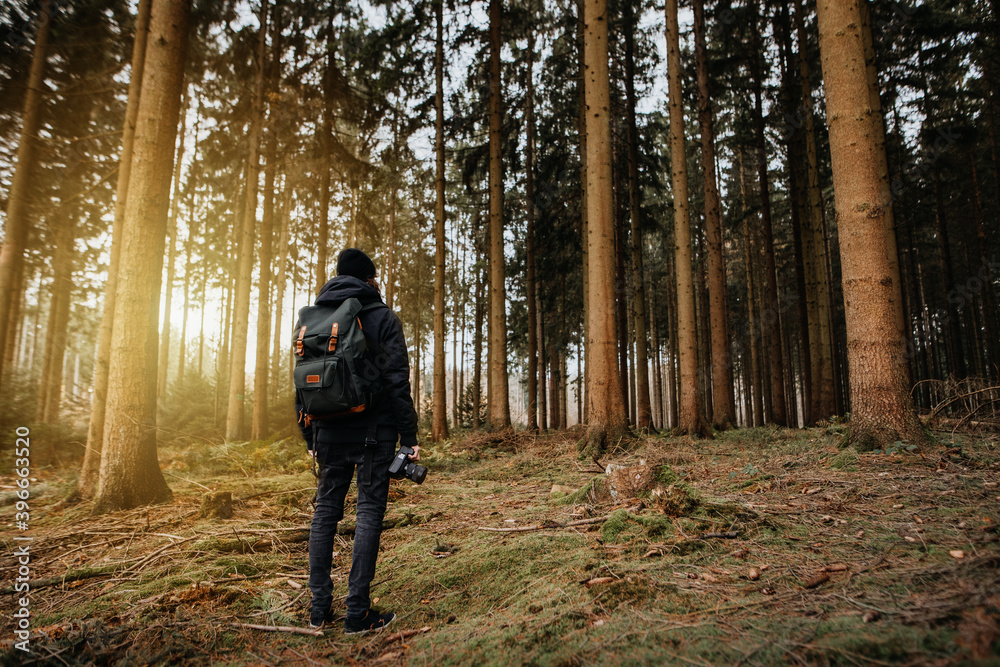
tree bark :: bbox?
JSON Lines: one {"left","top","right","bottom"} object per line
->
{"left": 666, "top": 0, "right": 711, "bottom": 438}
{"left": 624, "top": 0, "right": 653, "bottom": 429}
{"left": 252, "top": 66, "right": 278, "bottom": 441}
{"left": 525, "top": 24, "right": 540, "bottom": 432}
{"left": 432, "top": 0, "right": 449, "bottom": 441}
{"left": 792, "top": 0, "right": 836, "bottom": 422}
{"left": 487, "top": 0, "right": 511, "bottom": 429}
{"left": 0, "top": 0, "right": 52, "bottom": 385}
{"left": 226, "top": 0, "right": 268, "bottom": 441}
{"left": 80, "top": 0, "right": 151, "bottom": 498}
{"left": 693, "top": 0, "right": 734, "bottom": 429}
{"left": 94, "top": 0, "right": 190, "bottom": 512}
{"left": 748, "top": 3, "right": 787, "bottom": 426}
{"left": 579, "top": 0, "right": 628, "bottom": 458}
{"left": 271, "top": 177, "right": 293, "bottom": 393}
{"left": 157, "top": 94, "right": 188, "bottom": 400}
{"left": 815, "top": 0, "right": 929, "bottom": 451}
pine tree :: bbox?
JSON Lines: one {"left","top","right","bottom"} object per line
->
{"left": 94, "top": 0, "right": 191, "bottom": 512}
{"left": 815, "top": 0, "right": 929, "bottom": 451}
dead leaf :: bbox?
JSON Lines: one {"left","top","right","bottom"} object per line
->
{"left": 287, "top": 579, "right": 302, "bottom": 589}
{"left": 700, "top": 573, "right": 719, "bottom": 583}
{"left": 892, "top": 504, "right": 904, "bottom": 509}
{"left": 950, "top": 550, "right": 965, "bottom": 559}
{"left": 644, "top": 549, "right": 662, "bottom": 558}
{"left": 805, "top": 487, "right": 822, "bottom": 495}
{"left": 824, "top": 563, "right": 849, "bottom": 572}
{"left": 375, "top": 651, "right": 403, "bottom": 663}
{"left": 904, "top": 536, "right": 917, "bottom": 542}
{"left": 747, "top": 568, "right": 760, "bottom": 581}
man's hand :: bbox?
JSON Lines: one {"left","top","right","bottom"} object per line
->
{"left": 407, "top": 445, "right": 421, "bottom": 461}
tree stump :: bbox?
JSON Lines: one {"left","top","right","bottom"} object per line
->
{"left": 201, "top": 491, "right": 233, "bottom": 519}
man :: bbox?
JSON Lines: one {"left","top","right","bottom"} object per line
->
{"left": 296, "top": 248, "right": 419, "bottom": 634}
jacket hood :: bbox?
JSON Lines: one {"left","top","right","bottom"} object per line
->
{"left": 315, "top": 275, "right": 382, "bottom": 306}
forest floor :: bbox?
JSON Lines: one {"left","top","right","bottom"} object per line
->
{"left": 2, "top": 423, "right": 999, "bottom": 666}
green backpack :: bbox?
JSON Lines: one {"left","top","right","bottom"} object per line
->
{"left": 293, "top": 298, "right": 386, "bottom": 424}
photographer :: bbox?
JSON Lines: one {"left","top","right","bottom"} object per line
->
{"left": 295, "top": 248, "right": 420, "bottom": 634}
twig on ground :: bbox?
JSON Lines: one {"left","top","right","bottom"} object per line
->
{"left": 386, "top": 626, "right": 432, "bottom": 642}
{"left": 230, "top": 622, "right": 323, "bottom": 637}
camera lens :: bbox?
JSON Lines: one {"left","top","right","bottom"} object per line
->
{"left": 406, "top": 462, "right": 428, "bottom": 485}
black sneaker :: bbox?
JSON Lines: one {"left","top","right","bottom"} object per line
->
{"left": 344, "top": 609, "right": 396, "bottom": 635}
{"left": 309, "top": 608, "right": 334, "bottom": 629}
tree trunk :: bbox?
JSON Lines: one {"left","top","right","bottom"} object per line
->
{"left": 487, "top": 0, "right": 511, "bottom": 429}
{"left": 525, "top": 25, "right": 539, "bottom": 433}
{"left": 748, "top": 3, "right": 787, "bottom": 426}
{"left": 693, "top": 0, "right": 734, "bottom": 430}
{"left": 815, "top": 0, "right": 929, "bottom": 451}
{"left": 0, "top": 0, "right": 52, "bottom": 385}
{"left": 94, "top": 0, "right": 190, "bottom": 512}
{"left": 432, "top": 0, "right": 449, "bottom": 442}
{"left": 624, "top": 0, "right": 653, "bottom": 429}
{"left": 314, "top": 14, "right": 335, "bottom": 294}
{"left": 859, "top": 0, "right": 906, "bottom": 341}
{"left": 792, "top": 0, "right": 836, "bottom": 422}
{"left": 271, "top": 177, "right": 293, "bottom": 393}
{"left": 226, "top": 0, "right": 268, "bottom": 441}
{"left": 473, "top": 264, "right": 484, "bottom": 429}
{"left": 157, "top": 95, "right": 187, "bottom": 400}
{"left": 38, "top": 215, "right": 76, "bottom": 424}
{"left": 579, "top": 0, "right": 629, "bottom": 458}
{"left": 80, "top": 0, "right": 151, "bottom": 498}
{"left": 251, "top": 98, "right": 278, "bottom": 440}
{"left": 576, "top": 0, "right": 589, "bottom": 425}
{"left": 666, "top": 0, "right": 710, "bottom": 438}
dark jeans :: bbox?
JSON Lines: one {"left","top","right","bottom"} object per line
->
{"left": 308, "top": 440, "right": 394, "bottom": 619}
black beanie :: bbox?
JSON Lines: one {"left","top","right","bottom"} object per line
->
{"left": 336, "top": 248, "right": 377, "bottom": 280}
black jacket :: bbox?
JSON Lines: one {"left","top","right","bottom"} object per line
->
{"left": 295, "top": 276, "right": 418, "bottom": 451}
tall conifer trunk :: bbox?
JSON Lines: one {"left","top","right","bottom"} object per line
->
{"left": 748, "top": 4, "right": 787, "bottom": 426}
{"left": 694, "top": 0, "right": 734, "bottom": 429}
{"left": 579, "top": 0, "right": 628, "bottom": 458}
{"left": 0, "top": 1, "right": 51, "bottom": 385}
{"left": 80, "top": 0, "right": 151, "bottom": 498}
{"left": 525, "top": 23, "right": 540, "bottom": 432}
{"left": 226, "top": 0, "right": 268, "bottom": 441}
{"left": 815, "top": 0, "right": 929, "bottom": 451}
{"left": 94, "top": 0, "right": 191, "bottom": 512}
{"left": 624, "top": 0, "right": 652, "bottom": 429}
{"left": 432, "top": 0, "right": 449, "bottom": 441}
{"left": 487, "top": 0, "right": 511, "bottom": 429}
{"left": 157, "top": 97, "right": 187, "bottom": 399}
{"left": 666, "top": 0, "right": 710, "bottom": 438}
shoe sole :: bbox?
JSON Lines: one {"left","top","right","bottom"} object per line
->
{"left": 344, "top": 613, "right": 396, "bottom": 635}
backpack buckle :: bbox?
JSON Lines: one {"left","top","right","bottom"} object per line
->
{"left": 296, "top": 326, "right": 307, "bottom": 356}
{"left": 328, "top": 322, "right": 339, "bottom": 352}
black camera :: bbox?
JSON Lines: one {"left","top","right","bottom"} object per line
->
{"left": 388, "top": 445, "right": 427, "bottom": 484}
